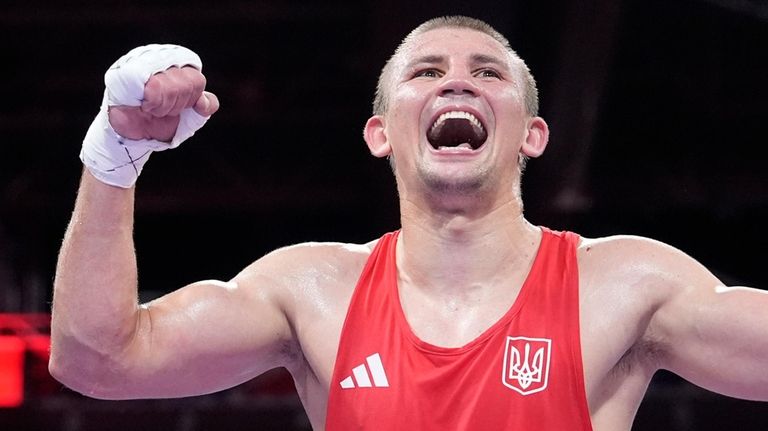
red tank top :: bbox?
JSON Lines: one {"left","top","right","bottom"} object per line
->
{"left": 325, "top": 228, "right": 593, "bottom": 430}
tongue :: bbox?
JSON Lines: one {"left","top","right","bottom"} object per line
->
{"left": 427, "top": 118, "right": 487, "bottom": 149}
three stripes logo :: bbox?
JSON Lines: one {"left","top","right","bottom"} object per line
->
{"left": 339, "top": 353, "right": 390, "bottom": 389}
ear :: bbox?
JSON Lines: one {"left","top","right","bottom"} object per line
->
{"left": 520, "top": 116, "right": 549, "bottom": 158}
{"left": 363, "top": 115, "right": 391, "bottom": 158}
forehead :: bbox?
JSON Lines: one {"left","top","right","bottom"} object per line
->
{"left": 397, "top": 27, "right": 514, "bottom": 68}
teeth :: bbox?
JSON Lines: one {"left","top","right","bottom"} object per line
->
{"left": 431, "top": 111, "right": 484, "bottom": 133}
{"left": 438, "top": 143, "right": 473, "bottom": 150}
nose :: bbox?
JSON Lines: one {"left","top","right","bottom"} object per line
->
{"left": 438, "top": 75, "right": 480, "bottom": 98}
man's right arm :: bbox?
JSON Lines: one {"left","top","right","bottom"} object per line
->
{"left": 49, "top": 46, "right": 294, "bottom": 399}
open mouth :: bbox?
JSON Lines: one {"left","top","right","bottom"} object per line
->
{"left": 427, "top": 111, "right": 488, "bottom": 150}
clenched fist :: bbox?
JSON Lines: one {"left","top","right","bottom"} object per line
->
{"left": 109, "top": 66, "right": 219, "bottom": 143}
{"left": 80, "top": 44, "right": 219, "bottom": 188}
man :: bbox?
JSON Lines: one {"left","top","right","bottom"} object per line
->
{"left": 50, "top": 16, "right": 768, "bottom": 430}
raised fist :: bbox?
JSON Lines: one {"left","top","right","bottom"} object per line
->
{"left": 109, "top": 66, "right": 219, "bottom": 142}
{"left": 80, "top": 44, "right": 219, "bottom": 188}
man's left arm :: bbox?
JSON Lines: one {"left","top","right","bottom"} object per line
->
{"left": 648, "top": 247, "right": 768, "bottom": 400}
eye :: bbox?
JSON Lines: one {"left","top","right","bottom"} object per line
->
{"left": 413, "top": 69, "right": 441, "bottom": 78}
{"left": 477, "top": 69, "right": 501, "bottom": 79}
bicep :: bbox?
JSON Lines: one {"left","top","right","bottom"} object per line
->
{"left": 652, "top": 269, "right": 768, "bottom": 400}
{"left": 119, "top": 276, "right": 293, "bottom": 398}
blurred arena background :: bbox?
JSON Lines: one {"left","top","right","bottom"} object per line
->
{"left": 1, "top": 0, "right": 767, "bottom": 429}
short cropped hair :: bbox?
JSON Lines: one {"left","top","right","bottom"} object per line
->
{"left": 372, "top": 16, "right": 539, "bottom": 117}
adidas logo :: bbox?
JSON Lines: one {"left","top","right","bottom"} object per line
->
{"left": 339, "top": 353, "right": 390, "bottom": 389}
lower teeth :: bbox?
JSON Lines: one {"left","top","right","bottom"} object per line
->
{"left": 438, "top": 144, "right": 472, "bottom": 150}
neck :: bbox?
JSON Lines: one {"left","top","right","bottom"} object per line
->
{"left": 396, "top": 196, "right": 541, "bottom": 292}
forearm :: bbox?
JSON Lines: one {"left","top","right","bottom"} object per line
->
{"left": 50, "top": 170, "right": 142, "bottom": 381}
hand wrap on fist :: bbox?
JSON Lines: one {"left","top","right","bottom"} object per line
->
{"left": 80, "top": 44, "right": 210, "bottom": 188}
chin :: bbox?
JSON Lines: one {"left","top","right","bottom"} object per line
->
{"left": 419, "top": 169, "right": 491, "bottom": 196}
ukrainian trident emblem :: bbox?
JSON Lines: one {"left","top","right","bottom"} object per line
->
{"left": 502, "top": 336, "right": 552, "bottom": 395}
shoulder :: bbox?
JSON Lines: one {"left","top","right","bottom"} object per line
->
{"left": 263, "top": 240, "right": 376, "bottom": 265}
{"left": 230, "top": 239, "right": 380, "bottom": 309}
{"left": 575, "top": 233, "right": 720, "bottom": 301}
{"left": 235, "top": 239, "right": 377, "bottom": 288}
{"left": 574, "top": 233, "right": 724, "bottom": 375}
{"left": 578, "top": 233, "right": 698, "bottom": 271}
{"left": 578, "top": 233, "right": 679, "bottom": 256}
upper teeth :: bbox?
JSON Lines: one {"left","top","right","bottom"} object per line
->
{"left": 431, "top": 111, "right": 484, "bottom": 132}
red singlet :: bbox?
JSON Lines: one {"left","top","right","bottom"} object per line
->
{"left": 325, "top": 228, "right": 593, "bottom": 430}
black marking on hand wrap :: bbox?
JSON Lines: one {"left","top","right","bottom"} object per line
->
{"left": 123, "top": 145, "right": 140, "bottom": 177}
{"left": 103, "top": 139, "right": 150, "bottom": 177}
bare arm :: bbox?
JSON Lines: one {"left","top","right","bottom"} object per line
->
{"left": 50, "top": 56, "right": 294, "bottom": 399}
{"left": 50, "top": 171, "right": 139, "bottom": 396}
{"left": 50, "top": 172, "right": 294, "bottom": 399}
{"left": 643, "top": 241, "right": 768, "bottom": 400}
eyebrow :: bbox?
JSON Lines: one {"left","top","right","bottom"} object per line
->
{"left": 469, "top": 53, "right": 509, "bottom": 70}
{"left": 406, "top": 55, "right": 446, "bottom": 69}
{"left": 405, "top": 53, "right": 511, "bottom": 71}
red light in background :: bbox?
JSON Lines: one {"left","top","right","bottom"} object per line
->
{"left": 0, "top": 336, "right": 25, "bottom": 408}
{"left": 0, "top": 314, "right": 53, "bottom": 407}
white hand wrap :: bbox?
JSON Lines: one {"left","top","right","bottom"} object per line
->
{"left": 80, "top": 44, "right": 210, "bottom": 188}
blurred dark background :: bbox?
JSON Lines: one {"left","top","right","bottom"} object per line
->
{"left": 1, "top": 0, "right": 767, "bottom": 429}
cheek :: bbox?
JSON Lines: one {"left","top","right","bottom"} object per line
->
{"left": 391, "top": 84, "right": 422, "bottom": 112}
{"left": 388, "top": 85, "right": 426, "bottom": 133}
{"left": 490, "top": 84, "right": 525, "bottom": 109}
{"left": 486, "top": 87, "right": 527, "bottom": 130}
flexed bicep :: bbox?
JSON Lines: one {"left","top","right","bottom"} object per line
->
{"left": 115, "top": 276, "right": 292, "bottom": 399}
